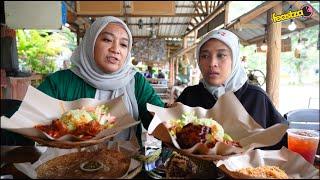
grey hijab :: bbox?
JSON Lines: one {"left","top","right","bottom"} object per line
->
{"left": 70, "top": 16, "right": 138, "bottom": 140}
{"left": 197, "top": 29, "right": 248, "bottom": 98}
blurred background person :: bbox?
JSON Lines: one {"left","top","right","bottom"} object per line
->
{"left": 157, "top": 69, "right": 165, "bottom": 79}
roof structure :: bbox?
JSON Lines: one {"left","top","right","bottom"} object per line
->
{"left": 64, "top": 1, "right": 319, "bottom": 59}
{"left": 65, "top": 1, "right": 226, "bottom": 39}
{"left": 226, "top": 1, "right": 319, "bottom": 46}
{"left": 172, "top": 1, "right": 319, "bottom": 57}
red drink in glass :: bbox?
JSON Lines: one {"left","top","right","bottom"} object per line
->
{"left": 287, "top": 129, "right": 319, "bottom": 164}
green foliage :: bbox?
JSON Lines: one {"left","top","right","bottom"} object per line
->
{"left": 60, "top": 27, "right": 77, "bottom": 52}
{"left": 241, "top": 24, "right": 319, "bottom": 85}
{"left": 281, "top": 25, "right": 319, "bottom": 84}
{"left": 240, "top": 44, "right": 267, "bottom": 74}
{"left": 16, "top": 27, "right": 77, "bottom": 74}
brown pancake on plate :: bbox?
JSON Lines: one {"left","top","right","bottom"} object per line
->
{"left": 36, "top": 149, "right": 130, "bottom": 179}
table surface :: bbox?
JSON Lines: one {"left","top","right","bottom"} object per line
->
{"left": 1, "top": 146, "right": 319, "bottom": 179}
{"left": 0, "top": 146, "right": 227, "bottom": 179}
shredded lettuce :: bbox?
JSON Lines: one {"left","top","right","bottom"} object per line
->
{"left": 60, "top": 105, "right": 115, "bottom": 131}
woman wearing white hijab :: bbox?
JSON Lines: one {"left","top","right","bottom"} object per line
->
{"left": 38, "top": 16, "right": 164, "bottom": 145}
{"left": 176, "top": 29, "right": 287, "bottom": 150}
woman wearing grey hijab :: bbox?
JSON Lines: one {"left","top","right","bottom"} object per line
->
{"left": 176, "top": 29, "right": 288, "bottom": 150}
{"left": 38, "top": 16, "right": 164, "bottom": 145}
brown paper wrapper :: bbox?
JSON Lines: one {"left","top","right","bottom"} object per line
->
{"left": 215, "top": 147, "right": 319, "bottom": 179}
{"left": 13, "top": 142, "right": 142, "bottom": 179}
{"left": 147, "top": 92, "right": 288, "bottom": 160}
{"left": 1, "top": 86, "right": 139, "bottom": 148}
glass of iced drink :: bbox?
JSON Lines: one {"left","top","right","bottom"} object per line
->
{"left": 287, "top": 128, "right": 319, "bottom": 164}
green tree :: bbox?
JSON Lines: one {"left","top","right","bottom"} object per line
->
{"left": 241, "top": 24, "right": 319, "bottom": 85}
{"left": 282, "top": 25, "right": 319, "bottom": 84}
{"left": 60, "top": 27, "right": 77, "bottom": 52}
{"left": 16, "top": 27, "right": 76, "bottom": 74}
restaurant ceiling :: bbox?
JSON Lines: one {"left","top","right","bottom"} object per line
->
{"left": 65, "top": 1, "right": 226, "bottom": 39}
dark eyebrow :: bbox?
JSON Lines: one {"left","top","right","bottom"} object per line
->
{"left": 100, "top": 31, "right": 129, "bottom": 42}
{"left": 200, "top": 49, "right": 210, "bottom": 54}
{"left": 217, "top": 49, "right": 229, "bottom": 53}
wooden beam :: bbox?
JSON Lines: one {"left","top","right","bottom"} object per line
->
{"left": 190, "top": 21, "right": 196, "bottom": 28}
{"left": 131, "top": 1, "right": 175, "bottom": 16}
{"left": 193, "top": 16, "right": 200, "bottom": 24}
{"left": 193, "top": 1, "right": 203, "bottom": 21}
{"left": 266, "top": 4, "right": 282, "bottom": 108}
{"left": 123, "top": 2, "right": 128, "bottom": 24}
{"left": 198, "top": 1, "right": 207, "bottom": 19}
{"left": 205, "top": 1, "right": 209, "bottom": 14}
{"left": 212, "top": 1, "right": 217, "bottom": 12}
{"left": 224, "top": 2, "right": 229, "bottom": 28}
{"left": 247, "top": 35, "right": 266, "bottom": 44}
{"left": 193, "top": 1, "right": 202, "bottom": 22}
{"left": 238, "top": 1, "right": 282, "bottom": 25}
{"left": 76, "top": 13, "right": 207, "bottom": 18}
{"left": 183, "top": 36, "right": 188, "bottom": 48}
{"left": 172, "top": 43, "right": 198, "bottom": 58}
{"left": 183, "top": 1, "right": 227, "bottom": 38}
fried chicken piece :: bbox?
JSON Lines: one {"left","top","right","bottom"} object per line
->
{"left": 166, "top": 152, "right": 197, "bottom": 178}
{"left": 176, "top": 123, "right": 210, "bottom": 149}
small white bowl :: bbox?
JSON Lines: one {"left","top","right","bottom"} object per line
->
{"left": 80, "top": 160, "right": 103, "bottom": 172}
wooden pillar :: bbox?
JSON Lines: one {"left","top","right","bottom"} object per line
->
{"left": 182, "top": 36, "right": 188, "bottom": 76}
{"left": 169, "top": 58, "right": 175, "bottom": 87}
{"left": 266, "top": 4, "right": 282, "bottom": 108}
{"left": 175, "top": 57, "right": 179, "bottom": 81}
{"left": 224, "top": 2, "right": 230, "bottom": 28}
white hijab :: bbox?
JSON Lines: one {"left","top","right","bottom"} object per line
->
{"left": 70, "top": 16, "right": 138, "bottom": 140}
{"left": 197, "top": 29, "right": 248, "bottom": 98}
